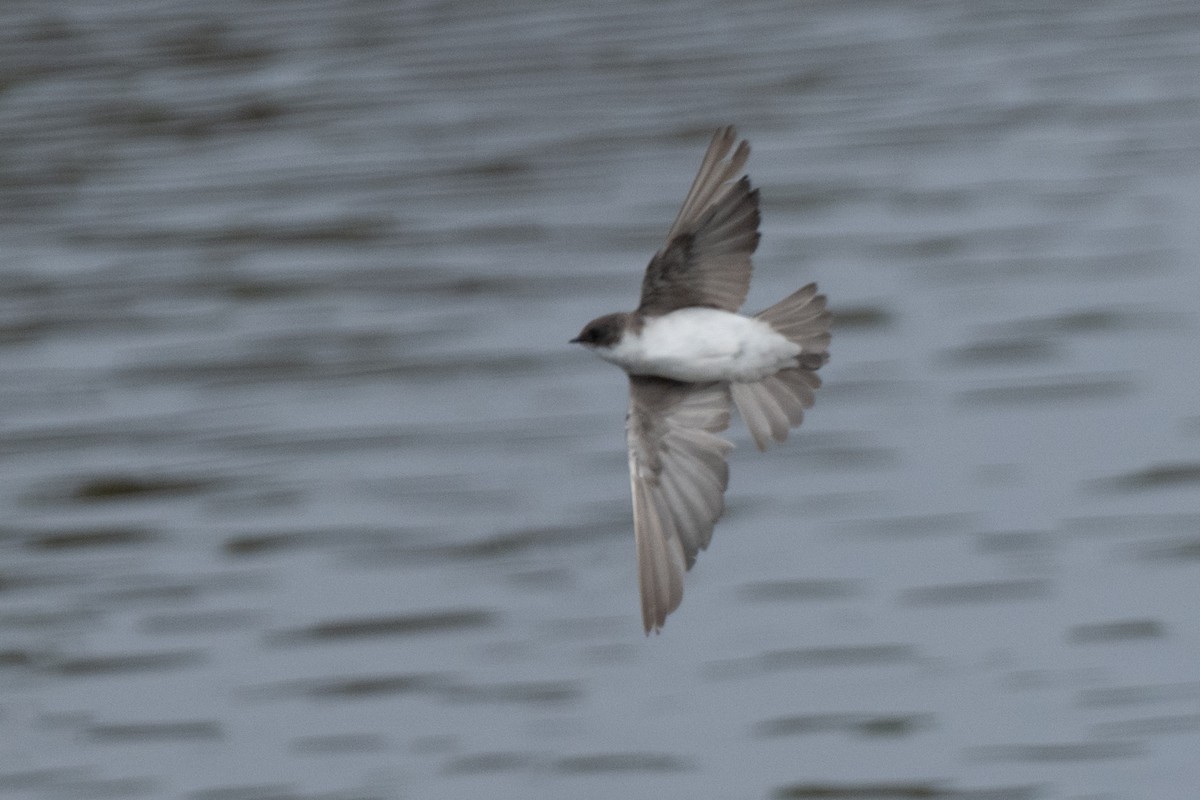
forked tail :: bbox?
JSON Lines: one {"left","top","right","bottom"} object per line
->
{"left": 730, "top": 283, "right": 831, "bottom": 450}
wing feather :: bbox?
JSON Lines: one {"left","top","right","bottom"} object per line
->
{"left": 665, "top": 126, "right": 748, "bottom": 241}
{"left": 626, "top": 376, "right": 732, "bottom": 633}
{"left": 638, "top": 127, "right": 760, "bottom": 315}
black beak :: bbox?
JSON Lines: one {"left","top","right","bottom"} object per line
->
{"left": 569, "top": 336, "right": 582, "bottom": 344}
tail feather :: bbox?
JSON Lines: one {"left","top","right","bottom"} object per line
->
{"left": 731, "top": 284, "right": 831, "bottom": 450}
{"left": 756, "top": 283, "right": 832, "bottom": 357}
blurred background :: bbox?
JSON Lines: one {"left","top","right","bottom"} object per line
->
{"left": 2, "top": 1, "right": 1199, "bottom": 798}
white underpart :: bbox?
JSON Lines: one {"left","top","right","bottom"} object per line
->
{"left": 599, "top": 307, "right": 801, "bottom": 383}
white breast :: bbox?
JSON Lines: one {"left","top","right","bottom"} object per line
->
{"left": 600, "top": 308, "right": 800, "bottom": 382}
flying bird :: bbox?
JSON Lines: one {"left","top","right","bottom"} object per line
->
{"left": 571, "top": 126, "right": 832, "bottom": 634}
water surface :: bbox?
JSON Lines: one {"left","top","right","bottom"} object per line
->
{"left": 2, "top": 1, "right": 1200, "bottom": 798}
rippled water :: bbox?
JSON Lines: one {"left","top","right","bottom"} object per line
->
{"left": 3, "top": 1, "right": 1200, "bottom": 798}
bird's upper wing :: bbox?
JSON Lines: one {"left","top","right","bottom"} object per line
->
{"left": 638, "top": 126, "right": 761, "bottom": 315}
{"left": 626, "top": 375, "right": 733, "bottom": 633}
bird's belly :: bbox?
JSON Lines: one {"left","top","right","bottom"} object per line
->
{"left": 608, "top": 309, "right": 800, "bottom": 382}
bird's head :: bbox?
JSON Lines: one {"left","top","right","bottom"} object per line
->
{"left": 570, "top": 312, "right": 629, "bottom": 350}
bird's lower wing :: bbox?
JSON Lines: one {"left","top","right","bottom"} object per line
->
{"left": 626, "top": 376, "right": 733, "bottom": 633}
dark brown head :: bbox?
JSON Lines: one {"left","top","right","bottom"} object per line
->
{"left": 570, "top": 312, "right": 629, "bottom": 349}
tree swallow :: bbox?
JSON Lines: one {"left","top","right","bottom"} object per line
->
{"left": 571, "top": 126, "right": 831, "bottom": 634}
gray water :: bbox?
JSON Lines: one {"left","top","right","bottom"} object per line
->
{"left": 3, "top": 1, "right": 1200, "bottom": 798}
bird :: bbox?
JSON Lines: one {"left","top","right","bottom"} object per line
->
{"left": 571, "top": 126, "right": 832, "bottom": 634}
